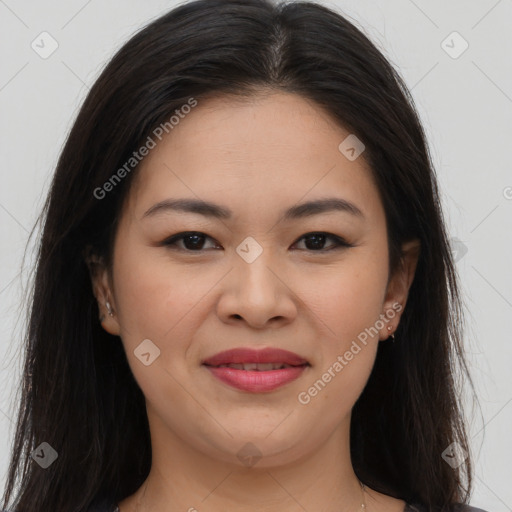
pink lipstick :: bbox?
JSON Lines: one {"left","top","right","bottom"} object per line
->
{"left": 202, "top": 347, "right": 309, "bottom": 393}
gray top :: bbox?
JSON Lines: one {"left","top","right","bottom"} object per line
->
{"left": 111, "top": 503, "right": 489, "bottom": 512}
{"left": 0, "top": 503, "right": 486, "bottom": 511}
{"left": 405, "top": 505, "right": 488, "bottom": 512}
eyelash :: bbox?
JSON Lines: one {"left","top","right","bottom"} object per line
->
{"left": 161, "top": 231, "right": 354, "bottom": 253}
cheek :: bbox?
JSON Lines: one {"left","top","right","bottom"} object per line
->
{"left": 111, "top": 240, "right": 188, "bottom": 347}
{"left": 110, "top": 247, "right": 205, "bottom": 405}
{"left": 292, "top": 250, "right": 388, "bottom": 406}
{"left": 111, "top": 241, "right": 224, "bottom": 365}
{"left": 301, "top": 254, "right": 388, "bottom": 343}
{"left": 294, "top": 286, "right": 382, "bottom": 420}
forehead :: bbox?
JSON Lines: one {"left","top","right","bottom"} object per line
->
{"left": 124, "top": 92, "right": 383, "bottom": 224}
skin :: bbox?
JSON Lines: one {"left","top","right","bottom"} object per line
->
{"left": 88, "top": 91, "right": 420, "bottom": 512}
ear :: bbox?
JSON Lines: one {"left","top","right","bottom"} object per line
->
{"left": 379, "top": 239, "right": 420, "bottom": 341}
{"left": 83, "top": 246, "right": 121, "bottom": 336}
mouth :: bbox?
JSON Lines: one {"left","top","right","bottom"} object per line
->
{"left": 202, "top": 347, "right": 310, "bottom": 393}
{"left": 205, "top": 362, "right": 305, "bottom": 371}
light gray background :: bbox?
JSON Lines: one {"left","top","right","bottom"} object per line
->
{"left": 0, "top": 0, "right": 511, "bottom": 509}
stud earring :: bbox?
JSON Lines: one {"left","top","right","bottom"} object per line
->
{"left": 105, "top": 301, "right": 114, "bottom": 317}
{"left": 386, "top": 325, "right": 395, "bottom": 341}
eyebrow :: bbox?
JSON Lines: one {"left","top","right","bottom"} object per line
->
{"left": 142, "top": 197, "right": 364, "bottom": 221}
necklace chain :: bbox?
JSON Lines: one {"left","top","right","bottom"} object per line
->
{"left": 133, "top": 479, "right": 367, "bottom": 511}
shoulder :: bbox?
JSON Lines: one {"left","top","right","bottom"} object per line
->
{"left": 453, "top": 505, "right": 489, "bottom": 512}
{"left": 407, "top": 504, "right": 489, "bottom": 512}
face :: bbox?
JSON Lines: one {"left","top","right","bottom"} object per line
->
{"left": 91, "top": 91, "right": 418, "bottom": 468}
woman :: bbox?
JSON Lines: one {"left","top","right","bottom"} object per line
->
{"left": 1, "top": 1, "right": 488, "bottom": 511}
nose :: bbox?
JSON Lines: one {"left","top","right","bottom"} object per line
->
{"left": 216, "top": 255, "right": 297, "bottom": 329}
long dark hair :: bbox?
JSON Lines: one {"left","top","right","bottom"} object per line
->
{"left": 2, "top": 1, "right": 476, "bottom": 510}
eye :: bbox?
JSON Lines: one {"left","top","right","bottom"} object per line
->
{"left": 161, "top": 231, "right": 353, "bottom": 253}
{"left": 291, "top": 232, "right": 353, "bottom": 252}
{"left": 162, "top": 231, "right": 220, "bottom": 251}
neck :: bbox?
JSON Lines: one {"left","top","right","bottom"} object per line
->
{"left": 126, "top": 408, "right": 366, "bottom": 512}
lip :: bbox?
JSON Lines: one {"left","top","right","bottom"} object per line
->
{"left": 204, "top": 365, "right": 308, "bottom": 392}
{"left": 202, "top": 347, "right": 308, "bottom": 366}
{"left": 202, "top": 347, "right": 309, "bottom": 393}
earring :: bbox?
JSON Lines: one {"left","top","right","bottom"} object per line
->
{"left": 386, "top": 325, "right": 395, "bottom": 341}
{"left": 105, "top": 301, "right": 114, "bottom": 317}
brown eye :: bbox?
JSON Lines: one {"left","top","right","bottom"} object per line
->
{"left": 161, "top": 231, "right": 353, "bottom": 253}
{"left": 292, "top": 232, "right": 353, "bottom": 252}
{"left": 163, "top": 232, "right": 220, "bottom": 251}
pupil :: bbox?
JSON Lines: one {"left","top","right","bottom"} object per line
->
{"left": 185, "top": 234, "right": 204, "bottom": 250}
{"left": 306, "top": 234, "right": 325, "bottom": 250}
